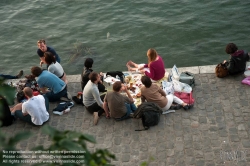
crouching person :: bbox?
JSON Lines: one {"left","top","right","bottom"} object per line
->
{"left": 12, "top": 87, "right": 49, "bottom": 126}
{"left": 103, "top": 81, "right": 137, "bottom": 121}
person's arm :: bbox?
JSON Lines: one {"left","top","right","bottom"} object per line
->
{"left": 92, "top": 87, "right": 104, "bottom": 107}
{"left": 48, "top": 47, "right": 60, "bottom": 63}
{"left": 40, "top": 87, "right": 50, "bottom": 94}
{"left": 158, "top": 86, "right": 166, "bottom": 97}
{"left": 103, "top": 101, "right": 110, "bottom": 118}
{"left": 124, "top": 85, "right": 134, "bottom": 103}
{"left": 22, "top": 103, "right": 29, "bottom": 116}
{"left": 144, "top": 65, "right": 155, "bottom": 79}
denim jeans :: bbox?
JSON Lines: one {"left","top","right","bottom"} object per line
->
{"left": 14, "top": 96, "right": 49, "bottom": 125}
{"left": 44, "top": 86, "right": 67, "bottom": 102}
{"left": 115, "top": 103, "right": 137, "bottom": 121}
{"left": 0, "top": 74, "right": 17, "bottom": 79}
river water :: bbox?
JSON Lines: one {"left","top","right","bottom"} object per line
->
{"left": 0, "top": 0, "right": 249, "bottom": 75}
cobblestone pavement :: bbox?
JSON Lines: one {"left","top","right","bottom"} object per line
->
{"left": 1, "top": 73, "right": 250, "bottom": 166}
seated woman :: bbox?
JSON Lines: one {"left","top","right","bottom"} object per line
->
{"left": 81, "top": 58, "right": 106, "bottom": 92}
{"left": 140, "top": 76, "right": 192, "bottom": 114}
{"left": 44, "top": 52, "right": 68, "bottom": 83}
{"left": 223, "top": 43, "right": 249, "bottom": 75}
{"left": 126, "top": 48, "right": 166, "bottom": 81}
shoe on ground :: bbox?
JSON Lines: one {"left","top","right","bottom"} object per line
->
{"left": 53, "top": 110, "right": 64, "bottom": 115}
{"left": 169, "top": 104, "right": 182, "bottom": 110}
{"left": 129, "top": 113, "right": 134, "bottom": 118}
{"left": 162, "top": 110, "right": 175, "bottom": 115}
{"left": 183, "top": 104, "right": 194, "bottom": 110}
{"left": 63, "top": 108, "right": 70, "bottom": 114}
{"left": 16, "top": 70, "right": 23, "bottom": 78}
{"left": 93, "top": 112, "right": 99, "bottom": 125}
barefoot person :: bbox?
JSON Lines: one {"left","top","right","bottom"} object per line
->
{"left": 126, "top": 48, "right": 166, "bottom": 81}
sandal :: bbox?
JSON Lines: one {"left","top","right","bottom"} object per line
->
{"left": 183, "top": 104, "right": 193, "bottom": 110}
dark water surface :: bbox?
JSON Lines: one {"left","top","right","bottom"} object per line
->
{"left": 0, "top": 0, "right": 250, "bottom": 75}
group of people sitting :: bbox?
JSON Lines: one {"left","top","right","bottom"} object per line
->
{"left": 1, "top": 39, "right": 71, "bottom": 127}
{"left": 80, "top": 48, "right": 193, "bottom": 125}
{"left": 1, "top": 42, "right": 249, "bottom": 127}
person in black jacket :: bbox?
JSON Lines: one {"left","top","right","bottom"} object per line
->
{"left": 81, "top": 58, "right": 106, "bottom": 92}
{"left": 223, "top": 43, "right": 250, "bottom": 75}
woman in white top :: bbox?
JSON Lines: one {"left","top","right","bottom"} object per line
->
{"left": 44, "top": 52, "right": 68, "bottom": 83}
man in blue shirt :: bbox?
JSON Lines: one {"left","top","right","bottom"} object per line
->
{"left": 31, "top": 66, "right": 69, "bottom": 102}
{"left": 37, "top": 39, "right": 61, "bottom": 67}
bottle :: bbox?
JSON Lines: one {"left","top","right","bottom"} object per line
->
{"left": 116, "top": 75, "right": 120, "bottom": 80}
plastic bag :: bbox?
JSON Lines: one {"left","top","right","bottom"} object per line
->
{"left": 162, "top": 81, "right": 174, "bottom": 95}
{"left": 172, "top": 79, "right": 192, "bottom": 93}
{"left": 168, "top": 65, "right": 180, "bottom": 82}
{"left": 242, "top": 76, "right": 250, "bottom": 86}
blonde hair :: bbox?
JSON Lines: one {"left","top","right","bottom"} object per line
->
{"left": 147, "top": 48, "right": 158, "bottom": 67}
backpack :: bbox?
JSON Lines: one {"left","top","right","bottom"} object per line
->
{"left": 106, "top": 71, "right": 125, "bottom": 83}
{"left": 215, "top": 63, "right": 228, "bottom": 78}
{"left": 134, "top": 102, "right": 162, "bottom": 131}
{"left": 179, "top": 72, "right": 195, "bottom": 87}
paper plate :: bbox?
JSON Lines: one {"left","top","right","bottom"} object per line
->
{"left": 244, "top": 70, "right": 250, "bottom": 77}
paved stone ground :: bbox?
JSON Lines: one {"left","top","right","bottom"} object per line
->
{"left": 1, "top": 73, "right": 250, "bottom": 166}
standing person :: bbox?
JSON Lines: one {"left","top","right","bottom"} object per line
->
{"left": 140, "top": 76, "right": 192, "bottom": 114}
{"left": 0, "top": 70, "right": 23, "bottom": 79}
{"left": 223, "top": 43, "right": 249, "bottom": 75}
{"left": 103, "top": 81, "right": 136, "bottom": 121}
{"left": 31, "top": 66, "right": 70, "bottom": 102}
{"left": 12, "top": 87, "right": 49, "bottom": 126}
{"left": 83, "top": 72, "right": 109, "bottom": 125}
{"left": 126, "top": 48, "right": 166, "bottom": 81}
{"left": 81, "top": 58, "right": 106, "bottom": 92}
{"left": 44, "top": 52, "right": 68, "bottom": 83}
{"left": 37, "top": 39, "right": 61, "bottom": 67}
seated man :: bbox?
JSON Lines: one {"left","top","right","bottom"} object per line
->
{"left": 12, "top": 87, "right": 49, "bottom": 126}
{"left": 31, "top": 66, "right": 69, "bottom": 102}
{"left": 0, "top": 70, "right": 23, "bottom": 79}
{"left": 82, "top": 72, "right": 109, "bottom": 125}
{"left": 103, "top": 81, "right": 136, "bottom": 121}
{"left": 223, "top": 43, "right": 249, "bottom": 75}
{"left": 140, "top": 76, "right": 192, "bottom": 114}
{"left": 37, "top": 39, "right": 61, "bottom": 67}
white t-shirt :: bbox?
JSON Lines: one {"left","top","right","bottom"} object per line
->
{"left": 48, "top": 62, "right": 64, "bottom": 78}
{"left": 22, "top": 95, "right": 49, "bottom": 125}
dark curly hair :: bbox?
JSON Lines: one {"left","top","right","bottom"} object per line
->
{"left": 84, "top": 58, "right": 93, "bottom": 69}
{"left": 225, "top": 43, "right": 238, "bottom": 54}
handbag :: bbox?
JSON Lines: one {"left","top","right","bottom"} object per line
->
{"left": 179, "top": 72, "right": 195, "bottom": 87}
{"left": 174, "top": 91, "right": 195, "bottom": 105}
{"left": 215, "top": 63, "right": 228, "bottom": 78}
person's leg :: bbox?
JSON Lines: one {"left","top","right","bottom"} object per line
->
{"left": 45, "top": 87, "right": 67, "bottom": 102}
{"left": 173, "top": 96, "right": 184, "bottom": 105}
{"left": 0, "top": 74, "right": 17, "bottom": 79}
{"left": 14, "top": 110, "right": 34, "bottom": 125}
{"left": 43, "top": 95, "right": 49, "bottom": 112}
{"left": 86, "top": 102, "right": 104, "bottom": 117}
